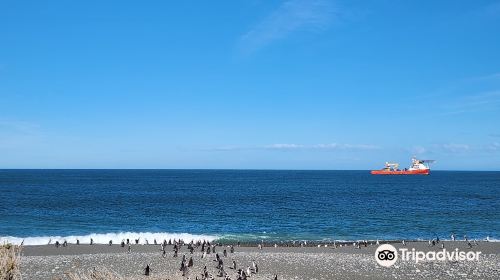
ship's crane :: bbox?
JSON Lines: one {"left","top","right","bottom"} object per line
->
{"left": 384, "top": 162, "right": 399, "bottom": 171}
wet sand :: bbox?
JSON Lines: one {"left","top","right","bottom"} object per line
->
{"left": 20, "top": 241, "right": 500, "bottom": 280}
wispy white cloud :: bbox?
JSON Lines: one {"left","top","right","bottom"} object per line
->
{"left": 0, "top": 119, "right": 40, "bottom": 134}
{"left": 0, "top": 120, "right": 42, "bottom": 150}
{"left": 440, "top": 90, "right": 500, "bottom": 115}
{"left": 265, "top": 143, "right": 380, "bottom": 150}
{"left": 211, "top": 146, "right": 245, "bottom": 151}
{"left": 440, "top": 143, "right": 470, "bottom": 153}
{"left": 488, "top": 142, "right": 500, "bottom": 151}
{"left": 477, "top": 1, "right": 500, "bottom": 17}
{"left": 264, "top": 143, "right": 305, "bottom": 149}
{"left": 239, "top": 0, "right": 336, "bottom": 53}
{"left": 211, "top": 143, "right": 379, "bottom": 151}
{"left": 469, "top": 72, "right": 500, "bottom": 81}
{"left": 410, "top": 146, "right": 427, "bottom": 155}
{"left": 411, "top": 143, "right": 500, "bottom": 154}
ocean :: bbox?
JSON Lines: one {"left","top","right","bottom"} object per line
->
{"left": 0, "top": 170, "right": 498, "bottom": 245}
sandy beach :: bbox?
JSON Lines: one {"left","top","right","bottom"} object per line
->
{"left": 19, "top": 241, "right": 500, "bottom": 280}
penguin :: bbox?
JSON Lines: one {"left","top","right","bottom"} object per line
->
{"left": 218, "top": 259, "right": 223, "bottom": 269}
{"left": 179, "top": 260, "right": 185, "bottom": 271}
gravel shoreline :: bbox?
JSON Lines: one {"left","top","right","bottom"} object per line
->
{"left": 20, "top": 241, "right": 500, "bottom": 280}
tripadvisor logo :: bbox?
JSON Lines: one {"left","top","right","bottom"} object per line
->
{"left": 375, "top": 244, "right": 398, "bottom": 267}
{"left": 375, "top": 244, "right": 482, "bottom": 267}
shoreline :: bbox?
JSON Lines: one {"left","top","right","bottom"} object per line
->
{"left": 18, "top": 241, "right": 500, "bottom": 279}
{"left": 3, "top": 234, "right": 498, "bottom": 247}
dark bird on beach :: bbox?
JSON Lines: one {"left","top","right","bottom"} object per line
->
{"left": 179, "top": 260, "right": 185, "bottom": 271}
{"left": 144, "top": 264, "right": 150, "bottom": 276}
{"left": 218, "top": 259, "right": 224, "bottom": 269}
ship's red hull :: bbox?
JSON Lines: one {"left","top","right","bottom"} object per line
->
{"left": 370, "top": 169, "right": 430, "bottom": 175}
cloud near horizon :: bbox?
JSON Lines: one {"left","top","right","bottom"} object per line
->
{"left": 239, "top": 0, "right": 336, "bottom": 53}
{"left": 212, "top": 143, "right": 380, "bottom": 151}
{"left": 407, "top": 143, "right": 500, "bottom": 155}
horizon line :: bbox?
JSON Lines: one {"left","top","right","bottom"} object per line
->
{"left": 0, "top": 168, "right": 499, "bottom": 172}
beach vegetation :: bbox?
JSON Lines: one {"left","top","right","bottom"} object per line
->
{"left": 0, "top": 244, "right": 22, "bottom": 280}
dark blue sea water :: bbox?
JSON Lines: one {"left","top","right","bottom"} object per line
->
{"left": 0, "top": 170, "right": 499, "bottom": 245}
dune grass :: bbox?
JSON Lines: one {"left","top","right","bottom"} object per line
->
{"left": 0, "top": 244, "right": 22, "bottom": 280}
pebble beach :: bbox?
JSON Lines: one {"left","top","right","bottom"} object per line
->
{"left": 20, "top": 241, "right": 500, "bottom": 280}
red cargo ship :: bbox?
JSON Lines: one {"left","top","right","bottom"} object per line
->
{"left": 371, "top": 157, "right": 435, "bottom": 175}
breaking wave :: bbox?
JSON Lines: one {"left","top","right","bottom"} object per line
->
{"left": 0, "top": 232, "right": 219, "bottom": 246}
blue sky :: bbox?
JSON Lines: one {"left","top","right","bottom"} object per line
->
{"left": 1, "top": 0, "right": 499, "bottom": 170}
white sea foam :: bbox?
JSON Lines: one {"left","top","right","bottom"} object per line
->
{"left": 0, "top": 232, "right": 219, "bottom": 246}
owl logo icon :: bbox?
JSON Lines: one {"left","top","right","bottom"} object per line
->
{"left": 375, "top": 244, "right": 398, "bottom": 267}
